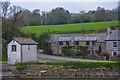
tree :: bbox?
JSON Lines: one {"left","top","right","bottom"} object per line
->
{"left": 46, "top": 7, "right": 71, "bottom": 25}
{"left": 93, "top": 7, "right": 109, "bottom": 22}
{"left": 37, "top": 33, "right": 52, "bottom": 55}
{"left": 2, "top": 1, "right": 24, "bottom": 40}
{"left": 1, "top": 1, "right": 24, "bottom": 60}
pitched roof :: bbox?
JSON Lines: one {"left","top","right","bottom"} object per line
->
{"left": 59, "top": 37, "right": 71, "bottom": 41}
{"left": 13, "top": 37, "right": 37, "bottom": 45}
{"left": 49, "top": 33, "right": 107, "bottom": 43}
{"left": 75, "top": 37, "right": 97, "bottom": 41}
{"left": 106, "top": 30, "right": 120, "bottom": 40}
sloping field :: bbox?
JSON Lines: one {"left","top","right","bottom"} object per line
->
{"left": 21, "top": 20, "right": 119, "bottom": 34}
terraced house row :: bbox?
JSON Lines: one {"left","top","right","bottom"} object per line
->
{"left": 49, "top": 27, "right": 120, "bottom": 57}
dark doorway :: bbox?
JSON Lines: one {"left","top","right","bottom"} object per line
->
{"left": 106, "top": 56, "right": 109, "bottom": 60}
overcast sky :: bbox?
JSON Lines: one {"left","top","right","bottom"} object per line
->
{"left": 2, "top": 0, "right": 119, "bottom": 13}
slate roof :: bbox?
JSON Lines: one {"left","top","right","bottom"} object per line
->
{"left": 49, "top": 33, "right": 108, "bottom": 43}
{"left": 13, "top": 37, "right": 37, "bottom": 45}
{"left": 106, "top": 30, "right": 120, "bottom": 40}
{"left": 59, "top": 37, "right": 71, "bottom": 41}
{"left": 74, "top": 37, "right": 97, "bottom": 41}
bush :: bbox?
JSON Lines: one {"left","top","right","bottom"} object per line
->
{"left": 62, "top": 45, "right": 73, "bottom": 56}
{"left": 54, "top": 53, "right": 64, "bottom": 57}
{"left": 36, "top": 33, "right": 53, "bottom": 55}
{"left": 15, "top": 61, "right": 120, "bottom": 69}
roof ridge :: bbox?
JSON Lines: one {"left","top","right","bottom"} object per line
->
{"left": 13, "top": 37, "right": 32, "bottom": 39}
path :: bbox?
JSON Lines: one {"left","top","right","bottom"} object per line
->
{"left": 37, "top": 51, "right": 113, "bottom": 62}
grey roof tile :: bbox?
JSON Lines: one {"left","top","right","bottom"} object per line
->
{"left": 106, "top": 30, "right": 120, "bottom": 40}
{"left": 13, "top": 37, "right": 37, "bottom": 45}
{"left": 50, "top": 33, "right": 107, "bottom": 43}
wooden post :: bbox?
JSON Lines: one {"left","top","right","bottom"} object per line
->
{"left": 41, "top": 19, "right": 43, "bottom": 33}
{"left": 48, "top": 29, "right": 50, "bottom": 47}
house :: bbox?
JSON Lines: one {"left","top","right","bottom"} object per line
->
{"left": 49, "top": 27, "right": 120, "bottom": 58}
{"left": 8, "top": 37, "right": 38, "bottom": 64}
{"left": 105, "top": 27, "right": 120, "bottom": 57}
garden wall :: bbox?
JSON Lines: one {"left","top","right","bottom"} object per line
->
{"left": 73, "top": 56, "right": 106, "bottom": 60}
{"left": 9, "top": 65, "right": 120, "bottom": 78}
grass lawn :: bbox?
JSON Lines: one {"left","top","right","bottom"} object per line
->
{"left": 21, "top": 20, "right": 119, "bottom": 34}
{"left": 15, "top": 61, "right": 120, "bottom": 69}
{"left": 0, "top": 61, "right": 8, "bottom": 64}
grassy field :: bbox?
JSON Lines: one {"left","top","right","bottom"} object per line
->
{"left": 21, "top": 20, "right": 119, "bottom": 34}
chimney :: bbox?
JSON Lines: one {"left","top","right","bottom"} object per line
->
{"left": 107, "top": 26, "right": 111, "bottom": 34}
{"left": 107, "top": 26, "right": 111, "bottom": 39}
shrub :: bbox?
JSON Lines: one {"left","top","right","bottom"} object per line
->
{"left": 54, "top": 53, "right": 64, "bottom": 57}
{"left": 15, "top": 61, "right": 120, "bottom": 69}
{"left": 36, "top": 33, "right": 53, "bottom": 55}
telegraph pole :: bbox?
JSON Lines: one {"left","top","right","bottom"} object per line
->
{"left": 39, "top": 9, "right": 43, "bottom": 34}
{"left": 41, "top": 19, "right": 43, "bottom": 33}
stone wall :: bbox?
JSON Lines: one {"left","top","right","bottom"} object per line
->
{"left": 8, "top": 65, "right": 120, "bottom": 78}
{"left": 110, "top": 57, "right": 120, "bottom": 61}
{"left": 51, "top": 41, "right": 101, "bottom": 55}
{"left": 74, "top": 56, "right": 106, "bottom": 60}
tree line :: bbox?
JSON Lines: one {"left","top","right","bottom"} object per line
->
{"left": 20, "top": 6, "right": 119, "bottom": 26}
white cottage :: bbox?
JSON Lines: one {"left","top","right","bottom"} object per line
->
{"left": 8, "top": 37, "right": 38, "bottom": 64}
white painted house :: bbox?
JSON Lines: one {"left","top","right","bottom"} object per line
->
{"left": 8, "top": 37, "right": 38, "bottom": 64}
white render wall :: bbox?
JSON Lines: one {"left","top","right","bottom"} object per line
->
{"left": 8, "top": 40, "right": 21, "bottom": 64}
{"left": 22, "top": 45, "right": 37, "bottom": 62}
{"left": 105, "top": 41, "right": 120, "bottom": 57}
{"left": 106, "top": 41, "right": 119, "bottom": 51}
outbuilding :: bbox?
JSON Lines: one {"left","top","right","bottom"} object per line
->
{"left": 8, "top": 37, "right": 38, "bottom": 64}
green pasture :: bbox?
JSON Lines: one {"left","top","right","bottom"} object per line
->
{"left": 21, "top": 20, "right": 119, "bottom": 34}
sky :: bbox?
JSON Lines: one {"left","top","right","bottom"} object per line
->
{"left": 1, "top": 0, "right": 119, "bottom": 13}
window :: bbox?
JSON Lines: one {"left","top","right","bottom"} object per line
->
{"left": 12, "top": 45, "right": 16, "bottom": 52}
{"left": 75, "top": 41, "right": 79, "bottom": 46}
{"left": 86, "top": 50, "right": 90, "bottom": 55}
{"left": 92, "top": 41, "right": 96, "bottom": 46}
{"left": 62, "top": 49, "right": 65, "bottom": 54}
{"left": 59, "top": 41, "right": 63, "bottom": 46}
{"left": 95, "top": 51, "right": 98, "bottom": 55}
{"left": 113, "top": 42, "right": 117, "bottom": 47}
{"left": 28, "top": 45, "right": 30, "bottom": 50}
{"left": 113, "top": 52, "right": 117, "bottom": 56}
{"left": 66, "top": 41, "right": 69, "bottom": 46}
{"left": 86, "top": 41, "right": 90, "bottom": 46}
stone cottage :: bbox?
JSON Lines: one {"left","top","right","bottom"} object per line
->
{"left": 49, "top": 27, "right": 120, "bottom": 57}
{"left": 8, "top": 37, "right": 38, "bottom": 64}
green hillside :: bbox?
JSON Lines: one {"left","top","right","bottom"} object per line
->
{"left": 21, "top": 20, "right": 119, "bottom": 34}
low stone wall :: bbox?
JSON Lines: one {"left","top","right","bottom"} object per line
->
{"left": 74, "top": 56, "right": 106, "bottom": 60}
{"left": 84, "top": 56, "right": 106, "bottom": 60}
{"left": 110, "top": 57, "right": 120, "bottom": 61}
{"left": 10, "top": 65, "right": 120, "bottom": 78}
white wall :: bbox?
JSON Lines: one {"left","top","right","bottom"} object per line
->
{"left": 106, "top": 41, "right": 119, "bottom": 51}
{"left": 105, "top": 41, "right": 119, "bottom": 57}
{"left": 8, "top": 40, "right": 21, "bottom": 64}
{"left": 22, "top": 45, "right": 37, "bottom": 62}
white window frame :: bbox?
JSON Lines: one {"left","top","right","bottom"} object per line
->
{"left": 113, "top": 42, "right": 117, "bottom": 47}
